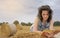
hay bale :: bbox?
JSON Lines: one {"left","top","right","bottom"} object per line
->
{"left": 0, "top": 26, "right": 1, "bottom": 33}
{"left": 10, "top": 30, "right": 41, "bottom": 38}
{"left": 8, "top": 24, "right": 17, "bottom": 35}
{"left": 15, "top": 24, "right": 22, "bottom": 31}
{"left": 0, "top": 36, "right": 9, "bottom": 38}
{"left": 1, "top": 24, "right": 17, "bottom": 37}
{"left": 10, "top": 30, "right": 60, "bottom": 38}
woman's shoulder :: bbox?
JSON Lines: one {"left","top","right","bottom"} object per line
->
{"left": 50, "top": 20, "right": 54, "bottom": 23}
{"left": 33, "top": 17, "right": 40, "bottom": 26}
{"left": 34, "top": 17, "right": 40, "bottom": 22}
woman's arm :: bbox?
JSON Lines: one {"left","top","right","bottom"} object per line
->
{"left": 33, "top": 17, "right": 39, "bottom": 31}
{"left": 33, "top": 17, "right": 42, "bottom": 33}
{"left": 49, "top": 20, "right": 54, "bottom": 30}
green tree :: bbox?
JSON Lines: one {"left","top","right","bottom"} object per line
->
{"left": 27, "top": 22, "right": 32, "bottom": 26}
{"left": 13, "top": 20, "right": 19, "bottom": 25}
{"left": 0, "top": 23, "right": 3, "bottom": 25}
{"left": 54, "top": 21, "right": 60, "bottom": 26}
{"left": 21, "top": 22, "right": 27, "bottom": 26}
{"left": 21, "top": 22, "right": 33, "bottom": 26}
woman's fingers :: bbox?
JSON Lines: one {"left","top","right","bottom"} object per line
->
{"left": 47, "top": 33, "right": 54, "bottom": 38}
{"left": 43, "top": 32, "right": 54, "bottom": 38}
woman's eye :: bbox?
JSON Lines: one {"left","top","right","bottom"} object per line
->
{"left": 43, "top": 14, "right": 48, "bottom": 15}
{"left": 43, "top": 14, "right": 45, "bottom": 15}
{"left": 47, "top": 14, "right": 48, "bottom": 15}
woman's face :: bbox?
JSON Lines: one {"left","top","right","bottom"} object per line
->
{"left": 42, "top": 10, "right": 49, "bottom": 21}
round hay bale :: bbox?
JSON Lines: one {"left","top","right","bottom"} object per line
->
{"left": 1, "top": 24, "right": 17, "bottom": 37}
{"left": 8, "top": 24, "right": 17, "bottom": 35}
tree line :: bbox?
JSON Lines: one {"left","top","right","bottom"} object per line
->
{"left": 0, "top": 20, "right": 60, "bottom": 26}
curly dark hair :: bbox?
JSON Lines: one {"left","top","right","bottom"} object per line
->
{"left": 37, "top": 5, "right": 53, "bottom": 22}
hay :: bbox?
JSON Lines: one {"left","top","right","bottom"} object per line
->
{"left": 41, "top": 30, "right": 60, "bottom": 38}
{"left": 10, "top": 31, "right": 41, "bottom": 38}
{"left": 54, "top": 32, "right": 60, "bottom": 38}
{"left": 1, "top": 24, "right": 11, "bottom": 37}
{"left": 9, "top": 30, "right": 60, "bottom": 38}
{"left": 15, "top": 24, "right": 22, "bottom": 31}
{"left": 0, "top": 24, "right": 17, "bottom": 37}
{"left": 0, "top": 25, "right": 60, "bottom": 38}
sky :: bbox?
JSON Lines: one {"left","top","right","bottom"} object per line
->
{"left": 0, "top": 0, "right": 60, "bottom": 23}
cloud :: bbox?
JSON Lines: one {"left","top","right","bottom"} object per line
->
{"left": 0, "top": 0, "right": 60, "bottom": 23}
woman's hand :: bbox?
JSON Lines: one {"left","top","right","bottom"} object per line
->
{"left": 47, "top": 33, "right": 54, "bottom": 38}
{"left": 41, "top": 32, "right": 54, "bottom": 38}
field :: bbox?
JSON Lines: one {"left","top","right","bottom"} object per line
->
{"left": 22, "top": 26, "right": 60, "bottom": 31}
{"left": 0, "top": 25, "right": 60, "bottom": 38}
{"left": 54, "top": 26, "right": 60, "bottom": 30}
{"left": 10, "top": 26, "right": 60, "bottom": 38}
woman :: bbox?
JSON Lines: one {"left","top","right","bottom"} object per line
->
{"left": 30, "top": 5, "right": 54, "bottom": 38}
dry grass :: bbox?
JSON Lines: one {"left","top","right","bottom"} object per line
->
{"left": 0, "top": 25, "right": 60, "bottom": 38}
{"left": 0, "top": 24, "right": 11, "bottom": 37}
{"left": 10, "top": 31, "right": 41, "bottom": 38}
{"left": 54, "top": 26, "right": 60, "bottom": 30}
{"left": 10, "top": 26, "right": 60, "bottom": 38}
